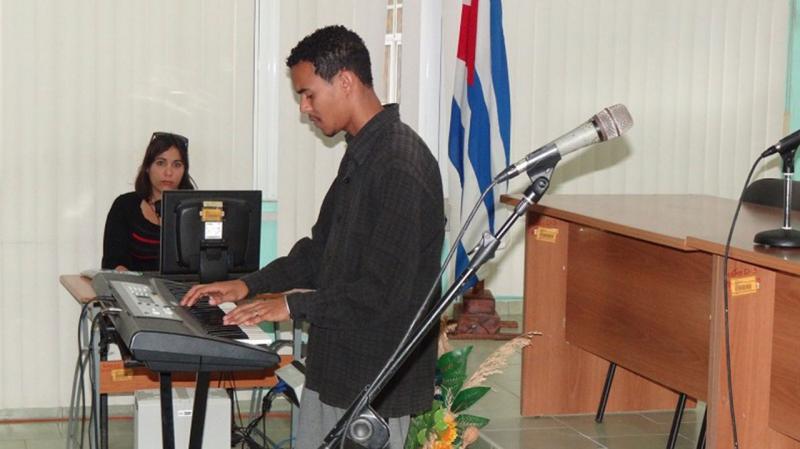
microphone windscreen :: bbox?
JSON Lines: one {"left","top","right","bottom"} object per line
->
{"left": 594, "top": 104, "right": 633, "bottom": 141}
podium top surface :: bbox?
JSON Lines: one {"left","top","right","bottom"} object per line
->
{"left": 501, "top": 193, "right": 800, "bottom": 275}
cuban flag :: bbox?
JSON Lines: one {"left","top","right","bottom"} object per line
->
{"left": 448, "top": 0, "right": 511, "bottom": 287}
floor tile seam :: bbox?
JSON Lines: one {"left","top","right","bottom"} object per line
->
{"left": 550, "top": 415, "right": 679, "bottom": 439}
{"left": 638, "top": 413, "right": 661, "bottom": 424}
{"left": 584, "top": 431, "right": 693, "bottom": 438}
{"left": 477, "top": 430, "right": 502, "bottom": 449}
{"left": 482, "top": 426, "right": 609, "bottom": 449}
{"left": 571, "top": 429, "right": 609, "bottom": 449}
{"left": 481, "top": 423, "right": 569, "bottom": 432}
{"left": 483, "top": 383, "right": 519, "bottom": 397}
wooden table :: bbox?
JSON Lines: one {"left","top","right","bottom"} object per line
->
{"left": 501, "top": 194, "right": 800, "bottom": 449}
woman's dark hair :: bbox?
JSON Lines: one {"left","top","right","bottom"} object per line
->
{"left": 286, "top": 25, "right": 373, "bottom": 86}
{"left": 134, "top": 132, "right": 196, "bottom": 200}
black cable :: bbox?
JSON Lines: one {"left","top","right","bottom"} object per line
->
{"left": 230, "top": 379, "right": 243, "bottom": 429}
{"left": 75, "top": 300, "right": 99, "bottom": 449}
{"left": 78, "top": 351, "right": 89, "bottom": 449}
{"left": 76, "top": 302, "right": 91, "bottom": 449}
{"left": 87, "top": 312, "right": 103, "bottom": 449}
{"left": 237, "top": 387, "right": 283, "bottom": 449}
{"left": 262, "top": 397, "right": 268, "bottom": 449}
{"left": 721, "top": 155, "right": 764, "bottom": 449}
{"left": 86, "top": 308, "right": 116, "bottom": 449}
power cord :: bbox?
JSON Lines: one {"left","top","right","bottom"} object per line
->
{"left": 232, "top": 381, "right": 295, "bottom": 449}
{"left": 71, "top": 299, "right": 112, "bottom": 449}
{"left": 720, "top": 154, "right": 765, "bottom": 449}
{"left": 85, "top": 304, "right": 118, "bottom": 449}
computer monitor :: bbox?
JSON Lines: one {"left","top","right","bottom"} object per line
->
{"left": 160, "top": 190, "right": 262, "bottom": 283}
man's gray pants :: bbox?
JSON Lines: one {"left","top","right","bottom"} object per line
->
{"left": 295, "top": 388, "right": 410, "bottom": 449}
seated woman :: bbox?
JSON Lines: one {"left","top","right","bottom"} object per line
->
{"left": 102, "top": 132, "right": 196, "bottom": 271}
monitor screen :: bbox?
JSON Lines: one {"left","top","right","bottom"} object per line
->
{"left": 160, "top": 190, "right": 261, "bottom": 282}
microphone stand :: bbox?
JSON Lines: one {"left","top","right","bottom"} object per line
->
{"left": 754, "top": 148, "right": 800, "bottom": 247}
{"left": 318, "top": 157, "right": 560, "bottom": 449}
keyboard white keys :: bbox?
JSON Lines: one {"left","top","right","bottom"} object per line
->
{"left": 217, "top": 302, "right": 274, "bottom": 346}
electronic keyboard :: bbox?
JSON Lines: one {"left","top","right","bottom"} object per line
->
{"left": 92, "top": 273, "right": 280, "bottom": 372}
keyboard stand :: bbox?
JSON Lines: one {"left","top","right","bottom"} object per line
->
{"left": 188, "top": 372, "right": 212, "bottom": 449}
{"left": 158, "top": 371, "right": 213, "bottom": 449}
{"left": 159, "top": 373, "right": 176, "bottom": 449}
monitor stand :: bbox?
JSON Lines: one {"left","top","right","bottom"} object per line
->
{"left": 199, "top": 242, "right": 228, "bottom": 283}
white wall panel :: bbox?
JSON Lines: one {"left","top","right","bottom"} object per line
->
{"left": 438, "top": 0, "right": 790, "bottom": 297}
{"left": 271, "top": 0, "right": 388, "bottom": 253}
{"left": 0, "top": 0, "right": 255, "bottom": 409}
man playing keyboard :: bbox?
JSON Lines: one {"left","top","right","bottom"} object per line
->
{"left": 181, "top": 25, "right": 444, "bottom": 449}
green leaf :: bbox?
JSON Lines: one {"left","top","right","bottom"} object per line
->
{"left": 406, "top": 403, "right": 444, "bottom": 449}
{"left": 451, "top": 386, "right": 491, "bottom": 413}
{"left": 416, "top": 428, "right": 428, "bottom": 446}
{"left": 405, "top": 416, "right": 427, "bottom": 449}
{"left": 403, "top": 431, "right": 416, "bottom": 449}
{"left": 437, "top": 346, "right": 473, "bottom": 397}
{"left": 433, "top": 407, "right": 448, "bottom": 430}
{"left": 456, "top": 413, "right": 491, "bottom": 429}
{"left": 437, "top": 346, "right": 472, "bottom": 377}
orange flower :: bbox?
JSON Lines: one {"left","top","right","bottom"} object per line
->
{"left": 438, "top": 413, "right": 458, "bottom": 445}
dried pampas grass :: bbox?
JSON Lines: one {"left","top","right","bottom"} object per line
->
{"left": 462, "top": 332, "right": 538, "bottom": 389}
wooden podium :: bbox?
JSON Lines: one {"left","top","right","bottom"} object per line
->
{"left": 502, "top": 194, "right": 800, "bottom": 449}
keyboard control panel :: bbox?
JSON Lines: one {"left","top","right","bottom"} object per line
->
{"left": 109, "top": 280, "right": 181, "bottom": 321}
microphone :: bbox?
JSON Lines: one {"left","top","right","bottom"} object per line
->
{"left": 494, "top": 104, "right": 633, "bottom": 183}
{"left": 761, "top": 129, "right": 800, "bottom": 158}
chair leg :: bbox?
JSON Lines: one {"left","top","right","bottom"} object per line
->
{"left": 696, "top": 408, "right": 707, "bottom": 449}
{"left": 666, "top": 393, "right": 687, "bottom": 449}
{"left": 595, "top": 362, "right": 617, "bottom": 423}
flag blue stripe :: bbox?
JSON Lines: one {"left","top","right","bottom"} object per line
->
{"left": 448, "top": 98, "right": 466, "bottom": 191}
{"left": 466, "top": 72, "right": 496, "bottom": 232}
{"left": 490, "top": 0, "right": 511, "bottom": 165}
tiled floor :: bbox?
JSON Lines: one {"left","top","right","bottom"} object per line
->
{"left": 0, "top": 316, "right": 703, "bottom": 449}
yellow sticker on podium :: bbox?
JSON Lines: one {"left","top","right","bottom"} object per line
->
{"left": 534, "top": 227, "right": 559, "bottom": 243}
{"left": 111, "top": 368, "right": 134, "bottom": 382}
{"left": 730, "top": 276, "right": 758, "bottom": 297}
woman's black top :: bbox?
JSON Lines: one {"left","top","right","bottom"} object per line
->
{"left": 101, "top": 192, "right": 160, "bottom": 272}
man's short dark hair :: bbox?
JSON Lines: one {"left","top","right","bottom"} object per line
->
{"left": 286, "top": 25, "right": 373, "bottom": 87}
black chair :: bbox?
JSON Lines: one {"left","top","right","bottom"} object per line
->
{"left": 594, "top": 365, "right": 703, "bottom": 449}
{"left": 742, "top": 178, "right": 800, "bottom": 210}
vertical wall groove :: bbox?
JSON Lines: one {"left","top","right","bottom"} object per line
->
{"left": 0, "top": 0, "right": 256, "bottom": 410}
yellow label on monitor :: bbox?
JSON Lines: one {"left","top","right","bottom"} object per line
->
{"left": 111, "top": 368, "right": 134, "bottom": 382}
{"left": 199, "top": 201, "right": 225, "bottom": 222}
{"left": 534, "top": 227, "right": 559, "bottom": 243}
{"left": 730, "top": 276, "right": 758, "bottom": 296}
